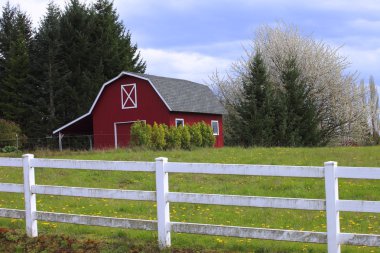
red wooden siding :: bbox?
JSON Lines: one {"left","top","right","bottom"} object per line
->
{"left": 92, "top": 76, "right": 170, "bottom": 148}
{"left": 169, "top": 112, "right": 224, "bottom": 147}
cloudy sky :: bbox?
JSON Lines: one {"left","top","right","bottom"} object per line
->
{"left": 5, "top": 0, "right": 380, "bottom": 85}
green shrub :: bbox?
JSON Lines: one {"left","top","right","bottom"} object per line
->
{"left": 200, "top": 121, "right": 215, "bottom": 147}
{"left": 146, "top": 124, "right": 152, "bottom": 147}
{"left": 130, "top": 121, "right": 214, "bottom": 150}
{"left": 1, "top": 146, "right": 18, "bottom": 153}
{"left": 180, "top": 125, "right": 191, "bottom": 150}
{"left": 130, "top": 121, "right": 151, "bottom": 147}
{"left": 158, "top": 123, "right": 167, "bottom": 149}
{"left": 189, "top": 123, "right": 202, "bottom": 147}
{"left": 166, "top": 126, "right": 181, "bottom": 150}
{"left": 151, "top": 122, "right": 166, "bottom": 150}
{"left": 162, "top": 124, "right": 169, "bottom": 138}
{"left": 0, "top": 119, "right": 24, "bottom": 148}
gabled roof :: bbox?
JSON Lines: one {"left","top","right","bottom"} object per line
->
{"left": 134, "top": 73, "right": 226, "bottom": 114}
{"left": 53, "top": 71, "right": 226, "bottom": 134}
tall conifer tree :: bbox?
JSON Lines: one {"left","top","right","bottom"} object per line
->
{"left": 236, "top": 51, "right": 275, "bottom": 146}
{"left": 0, "top": 2, "right": 33, "bottom": 135}
{"left": 0, "top": 0, "right": 146, "bottom": 138}
{"left": 279, "top": 57, "right": 320, "bottom": 146}
{"left": 31, "top": 2, "right": 70, "bottom": 136}
{"left": 58, "top": 0, "right": 146, "bottom": 123}
{"left": 59, "top": 0, "right": 92, "bottom": 121}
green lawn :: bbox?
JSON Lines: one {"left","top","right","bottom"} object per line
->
{"left": 0, "top": 146, "right": 380, "bottom": 252}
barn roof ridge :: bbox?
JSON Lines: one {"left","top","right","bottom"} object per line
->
{"left": 53, "top": 71, "right": 226, "bottom": 134}
{"left": 136, "top": 72, "right": 209, "bottom": 87}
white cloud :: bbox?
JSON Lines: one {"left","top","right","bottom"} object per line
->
{"left": 349, "top": 19, "right": 380, "bottom": 31}
{"left": 113, "top": 0, "right": 212, "bottom": 15}
{"left": 312, "top": 0, "right": 380, "bottom": 12}
{"left": 6, "top": 0, "right": 97, "bottom": 27}
{"left": 6, "top": 0, "right": 380, "bottom": 86}
{"left": 140, "top": 48, "right": 231, "bottom": 84}
{"left": 340, "top": 46, "right": 380, "bottom": 81}
{"left": 117, "top": 0, "right": 380, "bottom": 13}
{"left": 171, "top": 40, "right": 249, "bottom": 60}
{"left": 251, "top": 0, "right": 380, "bottom": 13}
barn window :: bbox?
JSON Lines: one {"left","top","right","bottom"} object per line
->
{"left": 211, "top": 120, "right": 219, "bottom": 135}
{"left": 175, "top": 118, "right": 184, "bottom": 127}
{"left": 121, "top": 83, "right": 137, "bottom": 109}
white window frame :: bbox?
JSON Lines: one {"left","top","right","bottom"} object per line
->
{"left": 175, "top": 118, "right": 184, "bottom": 127}
{"left": 211, "top": 120, "right": 219, "bottom": 136}
{"left": 121, "top": 83, "right": 137, "bottom": 109}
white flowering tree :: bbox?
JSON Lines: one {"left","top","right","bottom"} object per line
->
{"left": 211, "top": 22, "right": 370, "bottom": 145}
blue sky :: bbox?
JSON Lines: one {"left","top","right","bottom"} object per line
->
{"left": 6, "top": 0, "right": 380, "bottom": 86}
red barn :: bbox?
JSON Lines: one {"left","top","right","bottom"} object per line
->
{"left": 53, "top": 72, "right": 226, "bottom": 149}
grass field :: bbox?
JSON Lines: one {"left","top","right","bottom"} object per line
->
{"left": 0, "top": 146, "right": 380, "bottom": 252}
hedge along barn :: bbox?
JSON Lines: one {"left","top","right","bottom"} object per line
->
{"left": 53, "top": 72, "right": 226, "bottom": 149}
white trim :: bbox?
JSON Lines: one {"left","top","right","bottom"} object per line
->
{"left": 114, "top": 120, "right": 146, "bottom": 148}
{"left": 121, "top": 83, "right": 137, "bottom": 109}
{"left": 53, "top": 72, "right": 172, "bottom": 134}
{"left": 53, "top": 113, "right": 90, "bottom": 135}
{"left": 211, "top": 120, "right": 219, "bottom": 136}
{"left": 175, "top": 118, "right": 184, "bottom": 127}
{"left": 114, "top": 123, "right": 118, "bottom": 149}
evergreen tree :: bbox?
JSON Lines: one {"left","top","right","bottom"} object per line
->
{"left": 0, "top": 2, "right": 33, "bottom": 135}
{"left": 58, "top": 0, "right": 146, "bottom": 123}
{"left": 235, "top": 51, "right": 275, "bottom": 146}
{"left": 0, "top": 2, "right": 17, "bottom": 80}
{"left": 0, "top": 0, "right": 146, "bottom": 139}
{"left": 31, "top": 2, "right": 70, "bottom": 136}
{"left": 90, "top": 0, "right": 146, "bottom": 76}
{"left": 59, "top": 0, "right": 92, "bottom": 121}
{"left": 279, "top": 57, "right": 320, "bottom": 146}
{"left": 119, "top": 30, "right": 146, "bottom": 73}
{"left": 0, "top": 3, "right": 19, "bottom": 120}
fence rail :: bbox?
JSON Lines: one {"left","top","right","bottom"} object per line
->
{"left": 0, "top": 154, "right": 379, "bottom": 252}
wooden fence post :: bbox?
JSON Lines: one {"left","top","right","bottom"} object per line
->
{"left": 58, "top": 132, "right": 63, "bottom": 151}
{"left": 23, "top": 154, "right": 38, "bottom": 237}
{"left": 155, "top": 157, "right": 171, "bottom": 248}
{"left": 324, "top": 161, "right": 340, "bottom": 253}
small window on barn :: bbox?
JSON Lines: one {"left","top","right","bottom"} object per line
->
{"left": 211, "top": 120, "right": 219, "bottom": 135}
{"left": 175, "top": 118, "right": 184, "bottom": 127}
{"left": 121, "top": 83, "right": 137, "bottom": 109}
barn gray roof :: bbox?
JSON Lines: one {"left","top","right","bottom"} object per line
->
{"left": 134, "top": 73, "right": 226, "bottom": 115}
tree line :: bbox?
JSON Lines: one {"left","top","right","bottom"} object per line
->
{"left": 212, "top": 23, "right": 380, "bottom": 146}
{"left": 0, "top": 0, "right": 146, "bottom": 141}
{"left": 1, "top": 6, "right": 379, "bottom": 149}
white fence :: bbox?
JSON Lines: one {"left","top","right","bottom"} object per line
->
{"left": 0, "top": 154, "right": 379, "bottom": 252}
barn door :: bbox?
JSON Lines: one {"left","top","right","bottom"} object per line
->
{"left": 115, "top": 123, "right": 132, "bottom": 148}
